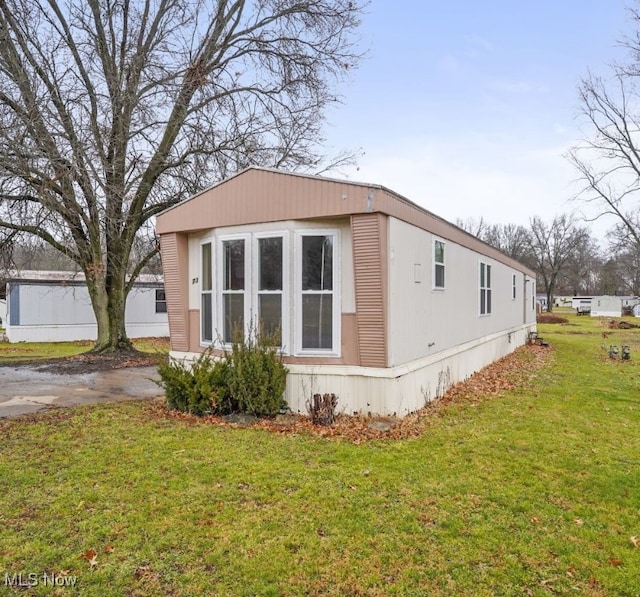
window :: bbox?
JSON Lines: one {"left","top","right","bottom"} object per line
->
{"left": 512, "top": 274, "right": 517, "bottom": 300}
{"left": 221, "top": 238, "right": 245, "bottom": 343}
{"left": 155, "top": 288, "right": 167, "bottom": 313}
{"left": 480, "top": 262, "right": 492, "bottom": 315}
{"left": 200, "top": 228, "right": 338, "bottom": 354}
{"left": 532, "top": 282, "right": 536, "bottom": 311}
{"left": 298, "top": 232, "right": 339, "bottom": 353}
{"left": 257, "top": 236, "right": 283, "bottom": 344}
{"left": 201, "top": 242, "right": 213, "bottom": 343}
{"left": 434, "top": 239, "right": 445, "bottom": 289}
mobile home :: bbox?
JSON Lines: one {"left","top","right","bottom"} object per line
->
{"left": 157, "top": 167, "right": 537, "bottom": 416}
{"left": 4, "top": 271, "right": 169, "bottom": 342}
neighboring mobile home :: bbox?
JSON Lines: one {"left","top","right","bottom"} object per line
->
{"left": 590, "top": 295, "right": 640, "bottom": 318}
{"left": 4, "top": 271, "right": 169, "bottom": 342}
{"left": 590, "top": 296, "right": 623, "bottom": 318}
{"left": 157, "top": 167, "right": 537, "bottom": 416}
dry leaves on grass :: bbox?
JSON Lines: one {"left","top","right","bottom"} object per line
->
{"left": 148, "top": 344, "right": 553, "bottom": 443}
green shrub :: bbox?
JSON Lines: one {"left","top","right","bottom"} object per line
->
{"left": 157, "top": 351, "right": 230, "bottom": 415}
{"left": 225, "top": 325, "right": 288, "bottom": 417}
{"left": 157, "top": 324, "right": 288, "bottom": 417}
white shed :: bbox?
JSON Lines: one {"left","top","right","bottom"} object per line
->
{"left": 4, "top": 270, "right": 169, "bottom": 342}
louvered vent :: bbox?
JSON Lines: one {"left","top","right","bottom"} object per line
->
{"left": 351, "top": 214, "right": 387, "bottom": 367}
{"left": 160, "top": 234, "right": 189, "bottom": 351}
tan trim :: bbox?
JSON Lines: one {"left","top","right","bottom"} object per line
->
{"left": 188, "top": 310, "right": 200, "bottom": 353}
{"left": 160, "top": 233, "right": 189, "bottom": 351}
{"left": 157, "top": 167, "right": 534, "bottom": 277}
{"left": 340, "top": 313, "right": 359, "bottom": 365}
{"left": 351, "top": 214, "right": 387, "bottom": 367}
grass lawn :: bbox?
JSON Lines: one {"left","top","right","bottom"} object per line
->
{"left": 0, "top": 314, "right": 639, "bottom": 595}
{"left": 0, "top": 337, "right": 169, "bottom": 363}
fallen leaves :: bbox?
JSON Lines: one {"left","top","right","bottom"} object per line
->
{"left": 80, "top": 548, "right": 98, "bottom": 568}
{"left": 135, "top": 565, "right": 160, "bottom": 582}
{"left": 80, "top": 544, "right": 116, "bottom": 568}
{"left": 631, "top": 535, "right": 639, "bottom": 548}
{"left": 147, "top": 344, "right": 553, "bottom": 443}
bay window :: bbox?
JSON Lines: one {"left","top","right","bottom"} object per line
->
{"left": 200, "top": 228, "right": 339, "bottom": 355}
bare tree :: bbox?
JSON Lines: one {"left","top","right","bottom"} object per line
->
{"left": 568, "top": 5, "right": 640, "bottom": 246}
{"left": 526, "top": 214, "right": 591, "bottom": 311}
{"left": 456, "top": 218, "right": 532, "bottom": 264}
{"left": 0, "top": 0, "right": 363, "bottom": 351}
{"left": 482, "top": 223, "right": 531, "bottom": 264}
{"left": 556, "top": 233, "right": 602, "bottom": 296}
{"left": 455, "top": 216, "right": 489, "bottom": 239}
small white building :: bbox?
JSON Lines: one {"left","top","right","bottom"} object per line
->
{"left": 4, "top": 270, "right": 169, "bottom": 342}
{"left": 0, "top": 298, "right": 6, "bottom": 327}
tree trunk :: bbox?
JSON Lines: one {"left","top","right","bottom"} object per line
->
{"left": 86, "top": 268, "right": 134, "bottom": 353}
{"left": 546, "top": 290, "right": 554, "bottom": 313}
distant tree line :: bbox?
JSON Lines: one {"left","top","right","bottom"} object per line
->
{"left": 457, "top": 214, "right": 640, "bottom": 312}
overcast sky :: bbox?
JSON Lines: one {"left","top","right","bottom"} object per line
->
{"left": 323, "top": 0, "right": 632, "bottom": 240}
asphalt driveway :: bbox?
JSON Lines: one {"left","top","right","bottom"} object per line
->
{"left": 0, "top": 364, "right": 163, "bottom": 418}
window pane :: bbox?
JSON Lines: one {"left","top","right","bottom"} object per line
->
{"left": 202, "top": 293, "right": 212, "bottom": 342}
{"left": 223, "top": 240, "right": 244, "bottom": 290}
{"left": 480, "top": 289, "right": 486, "bottom": 315}
{"left": 487, "top": 289, "right": 492, "bottom": 314}
{"left": 435, "top": 240, "right": 444, "bottom": 264}
{"left": 435, "top": 263, "right": 445, "bottom": 288}
{"left": 302, "top": 294, "right": 333, "bottom": 349}
{"left": 155, "top": 288, "right": 167, "bottom": 313}
{"left": 302, "top": 236, "right": 333, "bottom": 291}
{"left": 223, "top": 294, "right": 244, "bottom": 343}
{"left": 480, "top": 263, "right": 485, "bottom": 287}
{"left": 259, "top": 237, "right": 282, "bottom": 291}
{"left": 202, "top": 243, "right": 212, "bottom": 291}
{"left": 486, "top": 264, "right": 491, "bottom": 287}
{"left": 259, "top": 294, "right": 282, "bottom": 344}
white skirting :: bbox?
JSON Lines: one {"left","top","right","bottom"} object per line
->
{"left": 170, "top": 323, "right": 535, "bottom": 417}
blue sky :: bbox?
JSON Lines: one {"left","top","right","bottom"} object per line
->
{"left": 324, "top": 0, "right": 631, "bottom": 238}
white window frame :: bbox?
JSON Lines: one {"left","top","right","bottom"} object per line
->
{"left": 433, "top": 238, "right": 445, "bottom": 290}
{"left": 294, "top": 229, "right": 341, "bottom": 356}
{"left": 252, "top": 231, "right": 289, "bottom": 351}
{"left": 479, "top": 261, "right": 492, "bottom": 316}
{"left": 512, "top": 274, "right": 517, "bottom": 300}
{"left": 200, "top": 239, "right": 215, "bottom": 345}
{"left": 216, "top": 233, "right": 251, "bottom": 346}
